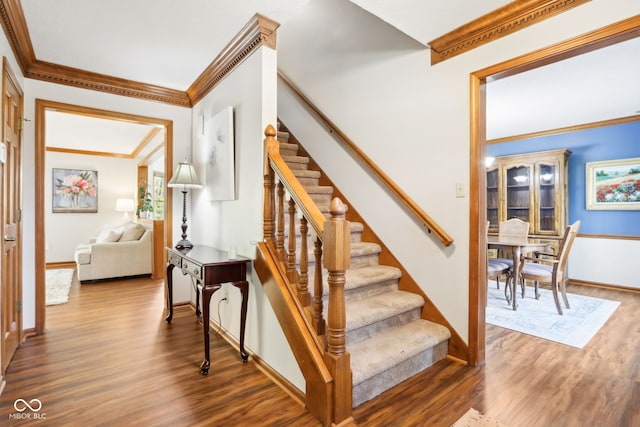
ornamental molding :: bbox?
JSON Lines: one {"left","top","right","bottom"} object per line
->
{"left": 428, "top": 0, "right": 591, "bottom": 65}
{"left": 0, "top": 2, "right": 279, "bottom": 108}
{"left": 187, "top": 14, "right": 279, "bottom": 105}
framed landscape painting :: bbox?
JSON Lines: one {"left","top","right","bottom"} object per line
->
{"left": 52, "top": 168, "right": 98, "bottom": 213}
{"left": 585, "top": 157, "right": 640, "bottom": 210}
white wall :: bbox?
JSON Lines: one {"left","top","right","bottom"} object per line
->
{"left": 189, "top": 47, "right": 305, "bottom": 391}
{"left": 277, "top": 0, "right": 640, "bottom": 342}
{"left": 22, "top": 79, "right": 192, "bottom": 329}
{"left": 45, "top": 152, "right": 137, "bottom": 262}
{"left": 571, "top": 238, "right": 640, "bottom": 288}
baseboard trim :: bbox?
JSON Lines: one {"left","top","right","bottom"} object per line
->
{"left": 569, "top": 279, "right": 640, "bottom": 294}
{"left": 192, "top": 306, "right": 306, "bottom": 407}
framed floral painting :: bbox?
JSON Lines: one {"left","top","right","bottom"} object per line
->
{"left": 52, "top": 168, "right": 98, "bottom": 213}
{"left": 586, "top": 157, "right": 640, "bottom": 210}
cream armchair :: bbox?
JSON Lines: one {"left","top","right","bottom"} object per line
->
{"left": 74, "top": 222, "right": 153, "bottom": 283}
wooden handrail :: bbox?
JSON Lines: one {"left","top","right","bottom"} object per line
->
{"left": 278, "top": 71, "right": 454, "bottom": 247}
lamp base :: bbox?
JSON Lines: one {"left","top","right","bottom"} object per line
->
{"left": 175, "top": 239, "right": 194, "bottom": 250}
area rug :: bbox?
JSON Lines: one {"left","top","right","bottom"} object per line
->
{"left": 486, "top": 284, "right": 619, "bottom": 348}
{"left": 45, "top": 268, "right": 74, "bottom": 306}
{"left": 451, "top": 408, "right": 508, "bottom": 427}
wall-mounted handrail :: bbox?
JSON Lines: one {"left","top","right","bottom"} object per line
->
{"left": 278, "top": 71, "right": 454, "bottom": 247}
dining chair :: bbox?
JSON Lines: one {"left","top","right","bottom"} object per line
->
{"left": 486, "top": 222, "right": 512, "bottom": 305}
{"left": 492, "top": 218, "right": 530, "bottom": 289}
{"left": 518, "top": 220, "right": 581, "bottom": 315}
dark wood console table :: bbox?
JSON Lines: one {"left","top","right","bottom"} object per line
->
{"left": 165, "top": 245, "right": 250, "bottom": 375}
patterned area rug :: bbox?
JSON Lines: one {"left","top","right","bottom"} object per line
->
{"left": 46, "top": 268, "right": 74, "bottom": 306}
{"left": 451, "top": 408, "right": 508, "bottom": 427}
{"left": 486, "top": 284, "right": 619, "bottom": 348}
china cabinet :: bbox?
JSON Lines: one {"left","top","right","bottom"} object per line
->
{"left": 487, "top": 149, "right": 571, "bottom": 244}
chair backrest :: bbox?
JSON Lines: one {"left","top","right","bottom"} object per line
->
{"left": 499, "top": 218, "right": 530, "bottom": 239}
{"left": 554, "top": 220, "right": 581, "bottom": 277}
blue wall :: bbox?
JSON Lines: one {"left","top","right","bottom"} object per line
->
{"left": 487, "top": 121, "right": 640, "bottom": 236}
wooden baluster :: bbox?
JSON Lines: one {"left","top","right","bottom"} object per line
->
{"left": 323, "top": 198, "right": 352, "bottom": 421}
{"left": 298, "top": 216, "right": 311, "bottom": 307}
{"left": 263, "top": 125, "right": 277, "bottom": 246}
{"left": 287, "top": 198, "right": 298, "bottom": 285}
{"left": 276, "top": 182, "right": 285, "bottom": 262}
{"left": 312, "top": 236, "right": 326, "bottom": 337}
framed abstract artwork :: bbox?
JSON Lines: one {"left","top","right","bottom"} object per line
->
{"left": 585, "top": 157, "right": 640, "bottom": 210}
{"left": 52, "top": 168, "right": 98, "bottom": 213}
{"left": 197, "top": 106, "right": 235, "bottom": 201}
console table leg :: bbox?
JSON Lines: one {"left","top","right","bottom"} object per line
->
{"left": 165, "top": 264, "right": 175, "bottom": 323}
{"left": 200, "top": 283, "right": 221, "bottom": 375}
{"left": 238, "top": 281, "right": 249, "bottom": 362}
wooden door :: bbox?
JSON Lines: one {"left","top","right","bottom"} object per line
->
{"left": 1, "top": 58, "right": 23, "bottom": 374}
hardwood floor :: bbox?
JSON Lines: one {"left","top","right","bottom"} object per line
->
{"left": 1, "top": 273, "right": 638, "bottom": 426}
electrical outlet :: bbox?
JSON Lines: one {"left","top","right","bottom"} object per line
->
{"left": 455, "top": 182, "right": 465, "bottom": 198}
{"left": 222, "top": 288, "right": 229, "bottom": 302}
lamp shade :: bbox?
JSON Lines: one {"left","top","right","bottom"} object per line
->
{"left": 168, "top": 161, "right": 202, "bottom": 189}
{"left": 115, "top": 198, "right": 135, "bottom": 212}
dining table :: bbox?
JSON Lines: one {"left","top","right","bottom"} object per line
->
{"left": 487, "top": 235, "right": 552, "bottom": 310}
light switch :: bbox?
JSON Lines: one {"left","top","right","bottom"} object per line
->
{"left": 456, "top": 182, "right": 465, "bottom": 198}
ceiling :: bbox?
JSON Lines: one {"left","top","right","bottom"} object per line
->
{"left": 21, "top": 1, "right": 640, "bottom": 155}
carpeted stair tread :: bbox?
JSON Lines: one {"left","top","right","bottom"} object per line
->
{"left": 277, "top": 131, "right": 290, "bottom": 143}
{"left": 281, "top": 155, "right": 309, "bottom": 165}
{"left": 316, "top": 265, "right": 400, "bottom": 302}
{"left": 303, "top": 185, "right": 334, "bottom": 194}
{"left": 292, "top": 169, "right": 321, "bottom": 179}
{"left": 345, "top": 265, "right": 400, "bottom": 289}
{"left": 346, "top": 290, "right": 424, "bottom": 331}
{"left": 349, "top": 241, "right": 381, "bottom": 258}
{"left": 350, "top": 319, "right": 451, "bottom": 386}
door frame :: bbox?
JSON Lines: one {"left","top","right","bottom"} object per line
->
{"left": 1, "top": 56, "right": 23, "bottom": 374}
{"left": 468, "top": 15, "right": 640, "bottom": 365}
{"left": 34, "top": 99, "right": 175, "bottom": 334}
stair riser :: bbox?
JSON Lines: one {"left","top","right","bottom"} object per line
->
{"left": 301, "top": 249, "right": 378, "bottom": 274}
{"left": 352, "top": 340, "right": 449, "bottom": 407}
{"left": 347, "top": 307, "right": 422, "bottom": 346}
{"left": 337, "top": 279, "right": 398, "bottom": 304}
{"left": 287, "top": 162, "right": 309, "bottom": 171}
{"left": 308, "top": 193, "right": 332, "bottom": 205}
{"left": 297, "top": 177, "right": 320, "bottom": 187}
{"left": 278, "top": 222, "right": 363, "bottom": 244}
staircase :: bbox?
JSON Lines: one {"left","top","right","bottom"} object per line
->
{"left": 277, "top": 125, "right": 451, "bottom": 407}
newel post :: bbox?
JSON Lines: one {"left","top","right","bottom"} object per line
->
{"left": 323, "top": 197, "right": 352, "bottom": 422}
{"left": 263, "top": 125, "right": 278, "bottom": 244}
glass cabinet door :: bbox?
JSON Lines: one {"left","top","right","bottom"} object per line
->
{"left": 537, "top": 163, "right": 557, "bottom": 233}
{"left": 505, "top": 165, "right": 531, "bottom": 223}
{"left": 487, "top": 168, "right": 499, "bottom": 231}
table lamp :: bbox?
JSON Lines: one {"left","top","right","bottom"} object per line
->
{"left": 168, "top": 160, "right": 202, "bottom": 249}
{"left": 115, "top": 198, "right": 135, "bottom": 221}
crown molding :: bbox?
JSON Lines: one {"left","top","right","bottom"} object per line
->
{"left": 0, "top": 3, "right": 280, "bottom": 108}
{"left": 428, "top": 0, "right": 591, "bottom": 65}
{"left": 187, "top": 14, "right": 279, "bottom": 105}
{"left": 27, "top": 59, "right": 191, "bottom": 107}
{"left": 0, "top": 0, "right": 34, "bottom": 73}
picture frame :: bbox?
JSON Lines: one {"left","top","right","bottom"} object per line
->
{"left": 197, "top": 106, "right": 235, "bottom": 201}
{"left": 52, "top": 168, "right": 98, "bottom": 213}
{"left": 585, "top": 157, "right": 640, "bottom": 210}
